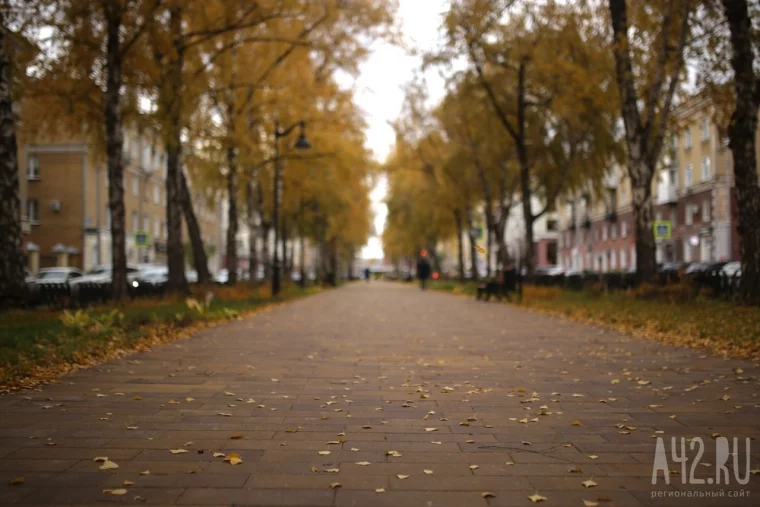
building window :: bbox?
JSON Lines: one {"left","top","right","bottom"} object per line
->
{"left": 685, "top": 163, "right": 693, "bottom": 187}
{"left": 602, "top": 224, "right": 608, "bottom": 241}
{"left": 153, "top": 183, "right": 160, "bottom": 204}
{"left": 162, "top": 222, "right": 167, "bottom": 239}
{"left": 620, "top": 248, "right": 627, "bottom": 268}
{"left": 656, "top": 211, "right": 662, "bottom": 222}
{"left": 27, "top": 199, "right": 39, "bottom": 223}
{"left": 546, "top": 219, "right": 557, "bottom": 232}
{"left": 611, "top": 224, "right": 617, "bottom": 240}
{"left": 132, "top": 176, "right": 139, "bottom": 196}
{"left": 131, "top": 211, "right": 138, "bottom": 233}
{"left": 684, "top": 129, "right": 692, "bottom": 150}
{"left": 106, "top": 207, "right": 111, "bottom": 229}
{"left": 621, "top": 221, "right": 627, "bottom": 238}
{"left": 701, "top": 157, "right": 711, "bottom": 181}
{"left": 27, "top": 156, "right": 40, "bottom": 180}
{"left": 154, "top": 218, "right": 160, "bottom": 237}
{"left": 684, "top": 241, "right": 692, "bottom": 262}
{"left": 142, "top": 215, "right": 149, "bottom": 232}
{"left": 630, "top": 246, "right": 636, "bottom": 268}
{"left": 702, "top": 200, "right": 710, "bottom": 222}
{"left": 701, "top": 118, "right": 710, "bottom": 142}
{"left": 670, "top": 208, "right": 677, "bottom": 228}
{"left": 685, "top": 205, "right": 693, "bottom": 226}
{"left": 610, "top": 251, "right": 617, "bottom": 270}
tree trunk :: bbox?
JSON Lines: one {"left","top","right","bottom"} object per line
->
{"left": 520, "top": 162, "right": 535, "bottom": 274}
{"left": 104, "top": 5, "right": 128, "bottom": 301}
{"left": 225, "top": 146, "right": 238, "bottom": 285}
{"left": 0, "top": 24, "right": 27, "bottom": 307}
{"left": 246, "top": 177, "right": 258, "bottom": 282}
{"left": 454, "top": 209, "right": 465, "bottom": 282}
{"left": 281, "top": 217, "right": 288, "bottom": 276}
{"left": 630, "top": 162, "right": 657, "bottom": 281}
{"left": 179, "top": 168, "right": 210, "bottom": 284}
{"left": 466, "top": 205, "right": 479, "bottom": 281}
{"left": 165, "top": 5, "right": 188, "bottom": 294}
{"left": 723, "top": 0, "right": 760, "bottom": 305}
{"left": 261, "top": 222, "right": 270, "bottom": 279}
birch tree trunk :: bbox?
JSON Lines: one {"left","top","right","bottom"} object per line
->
{"left": 0, "top": 23, "right": 27, "bottom": 307}
{"left": 104, "top": 4, "right": 128, "bottom": 301}
{"left": 246, "top": 177, "right": 258, "bottom": 281}
{"left": 454, "top": 209, "right": 465, "bottom": 281}
{"left": 722, "top": 0, "right": 760, "bottom": 305}
{"left": 225, "top": 145, "right": 239, "bottom": 285}
{"left": 165, "top": 5, "right": 188, "bottom": 294}
{"left": 179, "top": 168, "right": 210, "bottom": 284}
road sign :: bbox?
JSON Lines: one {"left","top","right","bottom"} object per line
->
{"left": 135, "top": 230, "right": 150, "bottom": 247}
{"left": 653, "top": 221, "right": 671, "bottom": 240}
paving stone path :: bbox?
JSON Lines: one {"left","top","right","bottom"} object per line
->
{"left": 1, "top": 282, "right": 758, "bottom": 506}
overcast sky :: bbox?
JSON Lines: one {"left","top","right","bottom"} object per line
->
{"left": 348, "top": 0, "right": 451, "bottom": 260}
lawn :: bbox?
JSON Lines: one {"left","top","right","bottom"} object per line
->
{"left": 427, "top": 280, "right": 760, "bottom": 360}
{"left": 0, "top": 284, "right": 321, "bottom": 391}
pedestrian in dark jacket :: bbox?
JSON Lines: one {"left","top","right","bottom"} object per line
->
{"left": 417, "top": 252, "right": 432, "bottom": 291}
{"left": 364, "top": 267, "right": 371, "bottom": 281}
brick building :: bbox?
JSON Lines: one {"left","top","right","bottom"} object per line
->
{"left": 19, "top": 128, "right": 224, "bottom": 274}
{"left": 558, "top": 96, "right": 758, "bottom": 272}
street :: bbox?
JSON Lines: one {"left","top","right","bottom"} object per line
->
{"left": 1, "top": 282, "right": 758, "bottom": 506}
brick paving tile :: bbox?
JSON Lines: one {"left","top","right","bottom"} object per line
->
{"left": 1, "top": 282, "right": 758, "bottom": 506}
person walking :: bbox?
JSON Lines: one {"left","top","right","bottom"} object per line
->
{"left": 364, "top": 267, "right": 371, "bottom": 282}
{"left": 416, "top": 250, "right": 432, "bottom": 291}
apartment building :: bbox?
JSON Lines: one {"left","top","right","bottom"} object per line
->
{"left": 19, "top": 128, "right": 224, "bottom": 274}
{"left": 558, "top": 95, "right": 757, "bottom": 272}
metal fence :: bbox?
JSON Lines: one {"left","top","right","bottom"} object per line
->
{"left": 28, "top": 282, "right": 167, "bottom": 310}
{"left": 522, "top": 270, "right": 743, "bottom": 299}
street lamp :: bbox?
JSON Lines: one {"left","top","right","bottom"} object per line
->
{"left": 272, "top": 120, "right": 310, "bottom": 297}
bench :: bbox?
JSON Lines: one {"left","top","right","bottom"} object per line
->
{"left": 476, "top": 269, "right": 519, "bottom": 302}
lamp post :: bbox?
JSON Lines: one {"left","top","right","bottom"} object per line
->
{"left": 272, "top": 120, "right": 311, "bottom": 297}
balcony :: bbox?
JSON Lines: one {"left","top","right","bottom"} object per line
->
{"left": 605, "top": 211, "right": 617, "bottom": 223}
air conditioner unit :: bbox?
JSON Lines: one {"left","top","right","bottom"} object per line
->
{"left": 50, "top": 199, "right": 62, "bottom": 212}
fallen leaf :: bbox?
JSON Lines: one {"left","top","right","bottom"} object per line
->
{"left": 505, "top": 461, "right": 515, "bottom": 466}
{"left": 224, "top": 452, "right": 243, "bottom": 465}
{"left": 123, "top": 480, "right": 134, "bottom": 486}
{"left": 588, "top": 455, "right": 598, "bottom": 460}
{"left": 93, "top": 457, "right": 109, "bottom": 462}
{"left": 213, "top": 452, "right": 225, "bottom": 458}
{"left": 318, "top": 451, "right": 331, "bottom": 456}
{"left": 325, "top": 468, "right": 340, "bottom": 473}
{"left": 572, "top": 420, "right": 583, "bottom": 426}
{"left": 329, "top": 482, "right": 342, "bottom": 489}
{"left": 103, "top": 489, "right": 128, "bottom": 495}
{"left": 482, "top": 492, "right": 496, "bottom": 498}
{"left": 424, "top": 469, "right": 434, "bottom": 475}
{"left": 582, "top": 479, "right": 598, "bottom": 488}
{"left": 425, "top": 428, "right": 438, "bottom": 432}
{"left": 469, "top": 465, "right": 479, "bottom": 470}
{"left": 386, "top": 450, "right": 402, "bottom": 457}
{"left": 169, "top": 449, "right": 188, "bottom": 455}
{"left": 134, "top": 496, "right": 146, "bottom": 502}
{"left": 528, "top": 493, "right": 548, "bottom": 503}
{"left": 9, "top": 476, "right": 24, "bottom": 486}
{"left": 396, "top": 474, "right": 410, "bottom": 479}
{"left": 230, "top": 434, "right": 244, "bottom": 440}
{"left": 99, "top": 460, "right": 119, "bottom": 470}
{"left": 568, "top": 465, "right": 583, "bottom": 473}
{"left": 139, "top": 470, "right": 150, "bottom": 475}
{"left": 583, "top": 501, "right": 599, "bottom": 507}
{"left": 431, "top": 441, "right": 442, "bottom": 445}
{"left": 375, "top": 488, "right": 386, "bottom": 493}
{"left": 355, "top": 461, "right": 371, "bottom": 466}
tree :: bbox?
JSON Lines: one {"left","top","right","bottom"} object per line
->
{"left": 608, "top": 0, "right": 693, "bottom": 282}
{"left": 439, "top": 0, "right": 620, "bottom": 274}
{"left": 720, "top": 0, "right": 760, "bottom": 304}
{"left": 0, "top": 21, "right": 27, "bottom": 306}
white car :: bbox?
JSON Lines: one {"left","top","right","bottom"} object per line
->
{"left": 35, "top": 267, "right": 84, "bottom": 284}
{"left": 69, "top": 265, "right": 140, "bottom": 296}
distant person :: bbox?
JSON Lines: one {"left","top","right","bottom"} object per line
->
{"left": 417, "top": 251, "right": 432, "bottom": 291}
{"left": 364, "top": 267, "right": 371, "bottom": 281}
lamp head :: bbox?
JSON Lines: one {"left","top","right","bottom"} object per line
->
{"left": 294, "top": 121, "right": 311, "bottom": 149}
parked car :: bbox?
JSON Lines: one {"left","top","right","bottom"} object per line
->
{"left": 69, "top": 265, "right": 140, "bottom": 298}
{"left": 132, "top": 266, "right": 169, "bottom": 288}
{"left": 35, "top": 267, "right": 84, "bottom": 283}
{"left": 684, "top": 262, "right": 726, "bottom": 276}
{"left": 721, "top": 261, "right": 742, "bottom": 278}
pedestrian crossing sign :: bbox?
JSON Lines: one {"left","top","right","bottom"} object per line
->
{"left": 653, "top": 221, "right": 671, "bottom": 240}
